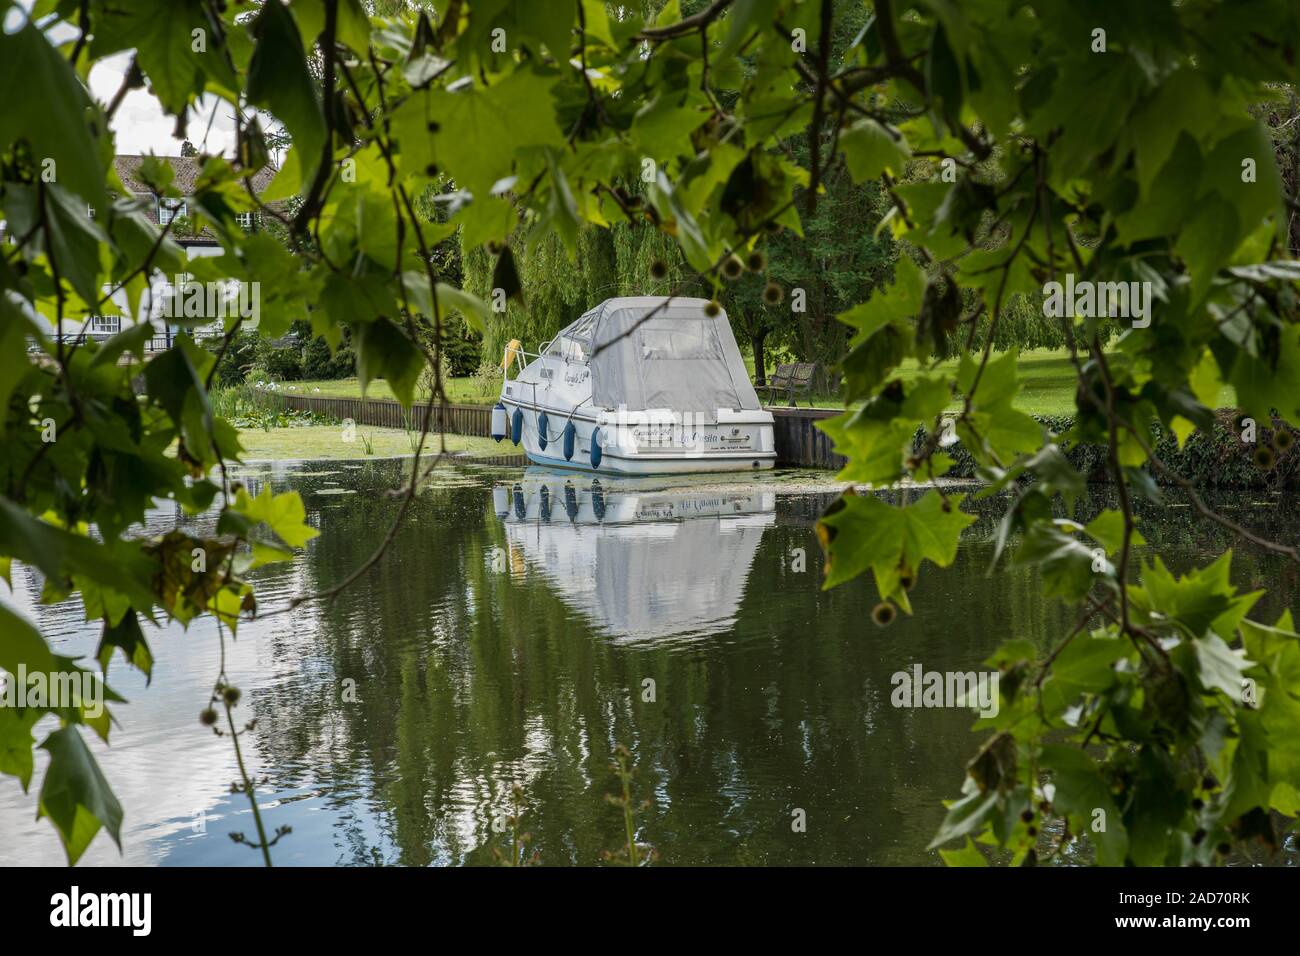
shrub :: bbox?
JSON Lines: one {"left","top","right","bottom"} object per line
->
{"left": 301, "top": 335, "right": 356, "bottom": 379}
{"left": 920, "top": 411, "right": 1298, "bottom": 489}
{"left": 253, "top": 339, "right": 302, "bottom": 381}
{"left": 208, "top": 331, "right": 259, "bottom": 388}
{"left": 442, "top": 320, "right": 483, "bottom": 377}
{"left": 471, "top": 359, "right": 501, "bottom": 396}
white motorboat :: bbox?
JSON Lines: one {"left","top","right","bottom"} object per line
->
{"left": 491, "top": 297, "right": 777, "bottom": 475}
{"left": 492, "top": 470, "right": 776, "bottom": 642}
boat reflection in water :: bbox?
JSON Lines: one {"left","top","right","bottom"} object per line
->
{"left": 493, "top": 468, "right": 775, "bottom": 643}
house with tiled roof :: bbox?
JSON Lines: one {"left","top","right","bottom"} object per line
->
{"left": 24, "top": 154, "right": 284, "bottom": 351}
{"left": 110, "top": 154, "right": 279, "bottom": 248}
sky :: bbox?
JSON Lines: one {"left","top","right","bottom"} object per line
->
{"left": 91, "top": 52, "right": 242, "bottom": 158}
{"left": 11, "top": 1, "right": 242, "bottom": 158}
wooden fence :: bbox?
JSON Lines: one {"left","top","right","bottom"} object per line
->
{"left": 274, "top": 393, "right": 492, "bottom": 435}
{"left": 272, "top": 393, "right": 846, "bottom": 469}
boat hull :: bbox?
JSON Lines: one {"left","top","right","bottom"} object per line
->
{"left": 500, "top": 396, "right": 776, "bottom": 476}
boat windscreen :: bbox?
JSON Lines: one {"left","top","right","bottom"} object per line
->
{"left": 587, "top": 299, "right": 761, "bottom": 416}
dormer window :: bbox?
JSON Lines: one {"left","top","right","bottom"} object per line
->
{"left": 87, "top": 205, "right": 95, "bottom": 219}
{"left": 236, "top": 211, "right": 254, "bottom": 230}
{"left": 159, "top": 198, "right": 187, "bottom": 225}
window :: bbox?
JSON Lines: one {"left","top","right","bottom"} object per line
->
{"left": 236, "top": 211, "right": 254, "bottom": 230}
{"left": 639, "top": 321, "right": 718, "bottom": 360}
{"left": 89, "top": 315, "right": 120, "bottom": 335}
{"left": 545, "top": 335, "right": 587, "bottom": 362}
{"left": 87, "top": 205, "right": 95, "bottom": 220}
{"left": 158, "top": 198, "right": 187, "bottom": 225}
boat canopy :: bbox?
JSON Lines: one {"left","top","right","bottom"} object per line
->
{"left": 553, "top": 297, "right": 761, "bottom": 415}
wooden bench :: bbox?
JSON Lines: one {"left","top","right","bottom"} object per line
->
{"left": 755, "top": 362, "right": 819, "bottom": 407}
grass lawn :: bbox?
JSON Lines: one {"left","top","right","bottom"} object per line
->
{"left": 279, "top": 349, "right": 1238, "bottom": 419}
{"left": 236, "top": 425, "right": 515, "bottom": 461}
{"left": 894, "top": 350, "right": 1084, "bottom": 416}
{"left": 283, "top": 376, "right": 500, "bottom": 405}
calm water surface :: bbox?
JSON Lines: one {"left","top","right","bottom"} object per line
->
{"left": 1, "top": 460, "right": 1297, "bottom": 866}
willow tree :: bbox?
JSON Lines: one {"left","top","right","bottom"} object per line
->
{"left": 3, "top": 0, "right": 1300, "bottom": 870}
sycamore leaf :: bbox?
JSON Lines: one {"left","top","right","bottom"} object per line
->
{"left": 1133, "top": 553, "right": 1260, "bottom": 640}
{"left": 1192, "top": 632, "right": 1252, "bottom": 699}
{"left": 354, "top": 316, "right": 425, "bottom": 407}
{"left": 402, "top": 271, "right": 490, "bottom": 334}
{"left": 1084, "top": 509, "right": 1145, "bottom": 555}
{"left": 840, "top": 119, "right": 911, "bottom": 183}
{"left": 836, "top": 256, "right": 926, "bottom": 401}
{"left": 929, "top": 782, "right": 999, "bottom": 849}
{"left": 939, "top": 836, "right": 989, "bottom": 867}
{"left": 0, "top": 20, "right": 107, "bottom": 205}
{"left": 1039, "top": 745, "right": 1128, "bottom": 865}
{"left": 247, "top": 0, "right": 326, "bottom": 190}
{"left": 819, "top": 490, "right": 976, "bottom": 600}
{"left": 1012, "top": 523, "right": 1107, "bottom": 601}
{"left": 38, "top": 726, "right": 124, "bottom": 866}
{"left": 233, "top": 485, "right": 320, "bottom": 549}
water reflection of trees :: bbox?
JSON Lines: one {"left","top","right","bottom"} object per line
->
{"left": 237, "top": 466, "right": 1299, "bottom": 865}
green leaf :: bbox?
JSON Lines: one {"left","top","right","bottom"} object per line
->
{"left": 840, "top": 119, "right": 911, "bottom": 183}
{"left": 354, "top": 317, "right": 425, "bottom": 408}
{"left": 1231, "top": 326, "right": 1300, "bottom": 426}
{"left": 929, "top": 783, "right": 999, "bottom": 849}
{"left": 836, "top": 256, "right": 925, "bottom": 401}
{"left": 1013, "top": 523, "right": 1107, "bottom": 601}
{"left": 0, "top": 500, "right": 157, "bottom": 612}
{"left": 939, "top": 836, "right": 989, "bottom": 867}
{"left": 405, "top": 67, "right": 564, "bottom": 195}
{"left": 433, "top": 281, "right": 490, "bottom": 335}
{"left": 820, "top": 490, "right": 976, "bottom": 599}
{"left": 1051, "top": 631, "right": 1130, "bottom": 695}
{"left": 1039, "top": 745, "right": 1128, "bottom": 865}
{"left": 0, "top": 296, "right": 40, "bottom": 414}
{"left": 96, "top": 611, "right": 153, "bottom": 683}
{"left": 91, "top": 0, "right": 235, "bottom": 113}
{"left": 0, "top": 20, "right": 106, "bottom": 205}
{"left": 1084, "top": 509, "right": 1144, "bottom": 555}
{"left": 5, "top": 182, "right": 109, "bottom": 305}
{"left": 0, "top": 707, "right": 38, "bottom": 791}
{"left": 143, "top": 337, "right": 218, "bottom": 465}
{"left": 247, "top": 0, "right": 326, "bottom": 189}
{"left": 956, "top": 350, "right": 1043, "bottom": 464}
{"left": 1198, "top": 122, "right": 1285, "bottom": 252}
{"left": 1115, "top": 132, "right": 1203, "bottom": 244}
{"left": 1124, "top": 69, "right": 1217, "bottom": 199}
{"left": 321, "top": 269, "right": 396, "bottom": 329}
{"left": 1175, "top": 194, "right": 1240, "bottom": 302}
{"left": 0, "top": 603, "right": 59, "bottom": 686}
{"left": 233, "top": 485, "right": 320, "bottom": 549}
{"left": 1191, "top": 632, "right": 1252, "bottom": 699}
{"left": 37, "top": 726, "right": 124, "bottom": 865}
{"left": 1133, "top": 553, "right": 1259, "bottom": 640}
{"left": 518, "top": 0, "right": 575, "bottom": 57}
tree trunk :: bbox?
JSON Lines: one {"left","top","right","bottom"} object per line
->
{"left": 750, "top": 330, "right": 769, "bottom": 385}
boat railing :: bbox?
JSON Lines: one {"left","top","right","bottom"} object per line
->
{"left": 503, "top": 339, "right": 589, "bottom": 378}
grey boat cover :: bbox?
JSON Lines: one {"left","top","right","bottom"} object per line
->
{"left": 557, "top": 297, "right": 761, "bottom": 415}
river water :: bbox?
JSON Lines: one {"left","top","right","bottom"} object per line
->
{"left": 1, "top": 459, "right": 1296, "bottom": 866}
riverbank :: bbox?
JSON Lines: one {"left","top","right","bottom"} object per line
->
{"left": 236, "top": 425, "right": 511, "bottom": 461}
{"left": 277, "top": 349, "right": 1211, "bottom": 417}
